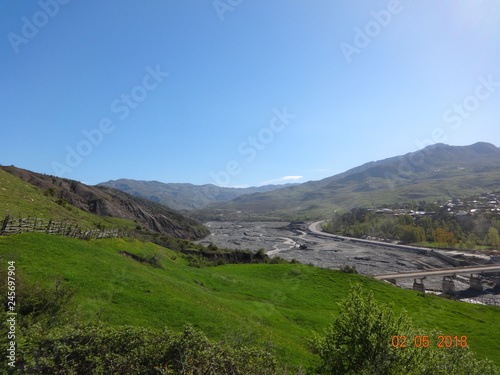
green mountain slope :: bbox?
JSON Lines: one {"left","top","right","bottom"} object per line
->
{"left": 0, "top": 166, "right": 208, "bottom": 239}
{"left": 1, "top": 233, "right": 499, "bottom": 366}
{"left": 0, "top": 168, "right": 136, "bottom": 231}
{"left": 98, "top": 179, "right": 297, "bottom": 210}
{"left": 194, "top": 142, "right": 500, "bottom": 220}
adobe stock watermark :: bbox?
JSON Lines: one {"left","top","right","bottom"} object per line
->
{"left": 52, "top": 65, "right": 169, "bottom": 176}
{"left": 383, "top": 74, "right": 499, "bottom": 189}
{"left": 442, "top": 74, "right": 499, "bottom": 131}
{"left": 415, "top": 74, "right": 499, "bottom": 152}
{"left": 210, "top": 107, "right": 296, "bottom": 187}
{"left": 340, "top": 0, "right": 404, "bottom": 64}
{"left": 213, "top": 0, "right": 243, "bottom": 21}
{"left": 7, "top": 0, "right": 71, "bottom": 54}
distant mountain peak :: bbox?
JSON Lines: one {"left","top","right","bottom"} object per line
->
{"left": 191, "top": 142, "right": 500, "bottom": 220}
{"left": 468, "top": 141, "right": 499, "bottom": 153}
{"left": 421, "top": 141, "right": 498, "bottom": 153}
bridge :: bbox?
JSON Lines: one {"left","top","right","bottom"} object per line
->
{"left": 373, "top": 265, "right": 500, "bottom": 280}
{"left": 374, "top": 265, "right": 500, "bottom": 294}
{"left": 308, "top": 221, "right": 500, "bottom": 294}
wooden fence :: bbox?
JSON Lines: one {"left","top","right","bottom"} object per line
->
{"left": 0, "top": 215, "right": 124, "bottom": 240}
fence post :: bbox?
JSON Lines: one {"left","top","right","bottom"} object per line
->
{"left": 46, "top": 220, "right": 52, "bottom": 234}
{"left": 0, "top": 215, "right": 9, "bottom": 235}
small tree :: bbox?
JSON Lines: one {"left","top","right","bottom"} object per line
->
{"left": 433, "top": 228, "right": 457, "bottom": 248}
{"left": 399, "top": 225, "right": 417, "bottom": 244}
{"left": 311, "top": 285, "right": 500, "bottom": 375}
{"left": 311, "top": 284, "right": 424, "bottom": 374}
{"left": 415, "top": 227, "right": 426, "bottom": 243}
{"left": 487, "top": 227, "right": 500, "bottom": 250}
{"left": 255, "top": 248, "right": 266, "bottom": 260}
{"left": 207, "top": 242, "right": 218, "bottom": 251}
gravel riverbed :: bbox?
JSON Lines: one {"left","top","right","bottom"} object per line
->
{"left": 196, "top": 221, "right": 500, "bottom": 305}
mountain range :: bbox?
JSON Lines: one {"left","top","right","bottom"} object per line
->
{"left": 2, "top": 142, "right": 499, "bottom": 225}
{"left": 99, "top": 142, "right": 500, "bottom": 220}
{"left": 98, "top": 180, "right": 297, "bottom": 211}
{"left": 197, "top": 142, "right": 500, "bottom": 219}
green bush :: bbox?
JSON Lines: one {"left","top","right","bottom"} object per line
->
{"left": 339, "top": 265, "right": 357, "bottom": 274}
{"left": 207, "top": 242, "right": 218, "bottom": 251}
{"left": 255, "top": 248, "right": 266, "bottom": 260}
{"left": 310, "top": 285, "right": 500, "bottom": 375}
{"left": 14, "top": 323, "right": 280, "bottom": 374}
{"left": 43, "top": 187, "right": 56, "bottom": 197}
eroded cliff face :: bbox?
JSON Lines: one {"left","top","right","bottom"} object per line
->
{"left": 1, "top": 166, "right": 209, "bottom": 240}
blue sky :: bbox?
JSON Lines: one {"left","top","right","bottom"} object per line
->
{"left": 2, "top": 1, "right": 499, "bottom": 187}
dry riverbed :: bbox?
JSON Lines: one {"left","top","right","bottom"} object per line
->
{"left": 196, "top": 221, "right": 500, "bottom": 305}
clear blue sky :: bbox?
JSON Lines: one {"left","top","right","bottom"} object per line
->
{"left": 2, "top": 1, "right": 499, "bottom": 187}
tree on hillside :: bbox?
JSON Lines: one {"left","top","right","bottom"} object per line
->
{"left": 398, "top": 214, "right": 414, "bottom": 226}
{"left": 415, "top": 226, "right": 426, "bottom": 242}
{"left": 487, "top": 227, "right": 500, "bottom": 250}
{"left": 399, "top": 225, "right": 417, "bottom": 244}
{"left": 311, "top": 284, "right": 424, "bottom": 374}
{"left": 432, "top": 228, "right": 457, "bottom": 248}
{"left": 418, "top": 216, "right": 435, "bottom": 241}
{"left": 310, "top": 285, "right": 499, "bottom": 375}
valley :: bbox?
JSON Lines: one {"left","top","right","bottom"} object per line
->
{"left": 5, "top": 1, "right": 500, "bottom": 370}
{"left": 98, "top": 143, "right": 500, "bottom": 221}
{"left": 2, "top": 142, "right": 500, "bottom": 372}
{"left": 197, "top": 221, "right": 500, "bottom": 305}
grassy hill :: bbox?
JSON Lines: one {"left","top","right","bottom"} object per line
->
{"left": 1, "top": 233, "right": 499, "bottom": 367}
{"left": 0, "top": 168, "right": 137, "bottom": 231}
{"left": 0, "top": 166, "right": 209, "bottom": 239}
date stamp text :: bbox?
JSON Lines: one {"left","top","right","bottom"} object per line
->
{"left": 392, "top": 335, "right": 468, "bottom": 348}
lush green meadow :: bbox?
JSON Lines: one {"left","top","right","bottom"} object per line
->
{"left": 1, "top": 232, "right": 499, "bottom": 369}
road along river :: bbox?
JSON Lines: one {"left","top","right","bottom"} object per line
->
{"left": 197, "top": 221, "right": 454, "bottom": 277}
{"left": 196, "top": 221, "right": 500, "bottom": 301}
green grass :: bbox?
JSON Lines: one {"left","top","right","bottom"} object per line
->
{"left": 1, "top": 233, "right": 499, "bottom": 367}
{"left": 0, "top": 169, "right": 138, "bottom": 231}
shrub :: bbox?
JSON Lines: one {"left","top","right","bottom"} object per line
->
{"left": 55, "top": 198, "right": 68, "bottom": 206}
{"left": 207, "top": 242, "right": 218, "bottom": 251}
{"left": 310, "top": 285, "right": 500, "bottom": 375}
{"left": 255, "top": 248, "right": 266, "bottom": 260}
{"left": 14, "top": 323, "right": 281, "bottom": 374}
{"left": 339, "top": 264, "right": 357, "bottom": 274}
{"left": 43, "top": 187, "right": 56, "bottom": 197}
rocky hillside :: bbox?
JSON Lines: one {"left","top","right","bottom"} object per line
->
{"left": 0, "top": 166, "right": 209, "bottom": 240}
